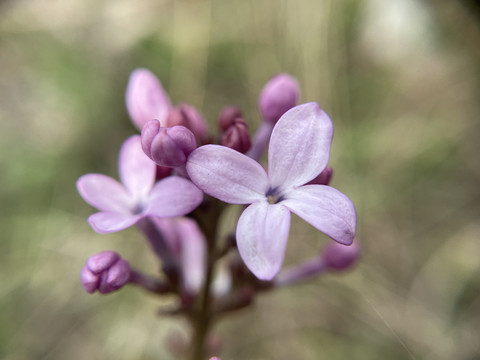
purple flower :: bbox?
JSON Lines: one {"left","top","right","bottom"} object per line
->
{"left": 77, "top": 135, "right": 203, "bottom": 233}
{"left": 186, "top": 103, "right": 356, "bottom": 280}
{"left": 81, "top": 251, "right": 130, "bottom": 294}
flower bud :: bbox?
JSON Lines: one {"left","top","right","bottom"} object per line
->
{"left": 307, "top": 166, "right": 333, "bottom": 186}
{"left": 141, "top": 120, "right": 197, "bottom": 167}
{"left": 220, "top": 118, "right": 251, "bottom": 153}
{"left": 125, "top": 68, "right": 172, "bottom": 130}
{"left": 218, "top": 106, "right": 243, "bottom": 132}
{"left": 322, "top": 241, "right": 360, "bottom": 271}
{"left": 81, "top": 251, "right": 130, "bottom": 294}
{"left": 258, "top": 73, "right": 300, "bottom": 124}
{"left": 167, "top": 103, "right": 210, "bottom": 144}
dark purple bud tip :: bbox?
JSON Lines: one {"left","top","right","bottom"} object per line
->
{"left": 81, "top": 251, "right": 131, "bottom": 294}
{"left": 220, "top": 118, "right": 251, "bottom": 153}
{"left": 322, "top": 241, "right": 361, "bottom": 271}
{"left": 218, "top": 106, "right": 243, "bottom": 132}
{"left": 307, "top": 166, "right": 333, "bottom": 186}
{"left": 259, "top": 73, "right": 300, "bottom": 124}
{"left": 141, "top": 120, "right": 197, "bottom": 167}
{"left": 168, "top": 104, "right": 210, "bottom": 144}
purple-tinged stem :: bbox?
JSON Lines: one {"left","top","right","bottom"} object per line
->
{"left": 136, "top": 217, "right": 179, "bottom": 283}
{"left": 245, "top": 122, "right": 274, "bottom": 161}
{"left": 129, "top": 268, "right": 172, "bottom": 294}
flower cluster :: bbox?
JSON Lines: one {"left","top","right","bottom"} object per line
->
{"left": 77, "top": 68, "right": 359, "bottom": 359}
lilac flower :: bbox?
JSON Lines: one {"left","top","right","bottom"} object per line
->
{"left": 81, "top": 251, "right": 130, "bottom": 294}
{"left": 77, "top": 135, "right": 203, "bottom": 234}
{"left": 186, "top": 102, "right": 356, "bottom": 280}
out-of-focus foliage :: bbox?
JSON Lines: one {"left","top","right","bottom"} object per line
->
{"left": 1, "top": 0, "right": 479, "bottom": 359}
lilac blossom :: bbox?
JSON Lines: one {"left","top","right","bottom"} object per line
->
{"left": 81, "top": 251, "right": 130, "bottom": 294}
{"left": 186, "top": 102, "right": 356, "bottom": 280}
{"left": 76, "top": 135, "right": 203, "bottom": 234}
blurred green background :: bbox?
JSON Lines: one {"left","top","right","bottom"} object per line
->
{"left": 1, "top": 0, "right": 480, "bottom": 359}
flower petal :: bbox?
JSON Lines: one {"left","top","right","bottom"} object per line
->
{"left": 186, "top": 145, "right": 269, "bottom": 204}
{"left": 119, "top": 135, "right": 156, "bottom": 201}
{"left": 77, "top": 174, "right": 133, "bottom": 212}
{"left": 236, "top": 201, "right": 291, "bottom": 280}
{"left": 125, "top": 68, "right": 172, "bottom": 130}
{"left": 268, "top": 102, "right": 333, "bottom": 190}
{"left": 88, "top": 212, "right": 142, "bottom": 234}
{"left": 282, "top": 185, "right": 356, "bottom": 245}
{"left": 144, "top": 176, "right": 203, "bottom": 217}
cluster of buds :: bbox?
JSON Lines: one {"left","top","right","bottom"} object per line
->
{"left": 77, "top": 68, "right": 359, "bottom": 359}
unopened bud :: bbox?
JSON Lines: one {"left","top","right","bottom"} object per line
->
{"left": 218, "top": 106, "right": 243, "bottom": 132}
{"left": 141, "top": 120, "right": 197, "bottom": 167}
{"left": 307, "top": 166, "right": 333, "bottom": 186}
{"left": 81, "top": 251, "right": 130, "bottom": 294}
{"left": 167, "top": 103, "right": 210, "bottom": 144}
{"left": 125, "top": 68, "right": 172, "bottom": 130}
{"left": 259, "top": 73, "right": 300, "bottom": 124}
{"left": 221, "top": 118, "right": 251, "bottom": 153}
{"left": 322, "top": 241, "right": 361, "bottom": 271}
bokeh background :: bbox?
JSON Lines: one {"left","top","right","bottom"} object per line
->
{"left": 1, "top": 0, "right": 480, "bottom": 359}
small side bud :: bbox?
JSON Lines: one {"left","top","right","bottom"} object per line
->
{"left": 125, "top": 68, "right": 172, "bottom": 130}
{"left": 81, "top": 251, "right": 130, "bottom": 294}
{"left": 218, "top": 106, "right": 243, "bottom": 132}
{"left": 322, "top": 241, "right": 361, "bottom": 271}
{"left": 141, "top": 120, "right": 197, "bottom": 167}
{"left": 307, "top": 166, "right": 333, "bottom": 186}
{"left": 258, "top": 73, "right": 300, "bottom": 124}
{"left": 167, "top": 104, "right": 210, "bottom": 144}
{"left": 220, "top": 118, "right": 251, "bottom": 153}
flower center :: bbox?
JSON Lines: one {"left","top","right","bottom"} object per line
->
{"left": 266, "top": 187, "right": 284, "bottom": 204}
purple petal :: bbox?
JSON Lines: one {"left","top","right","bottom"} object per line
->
{"left": 106, "top": 258, "right": 131, "bottom": 288}
{"left": 88, "top": 212, "right": 142, "bottom": 234}
{"left": 268, "top": 103, "right": 333, "bottom": 190}
{"left": 81, "top": 266, "right": 99, "bottom": 293}
{"left": 236, "top": 201, "right": 291, "bottom": 280}
{"left": 144, "top": 176, "right": 203, "bottom": 217}
{"left": 119, "top": 135, "right": 156, "bottom": 201}
{"left": 125, "top": 68, "right": 172, "bottom": 130}
{"left": 186, "top": 145, "right": 269, "bottom": 204}
{"left": 77, "top": 174, "right": 133, "bottom": 212}
{"left": 87, "top": 251, "right": 120, "bottom": 274}
{"left": 282, "top": 185, "right": 356, "bottom": 245}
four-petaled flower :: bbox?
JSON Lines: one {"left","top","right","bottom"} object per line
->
{"left": 77, "top": 135, "right": 203, "bottom": 233}
{"left": 186, "top": 102, "right": 356, "bottom": 280}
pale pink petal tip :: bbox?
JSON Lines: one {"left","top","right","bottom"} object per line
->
{"left": 126, "top": 68, "right": 172, "bottom": 130}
